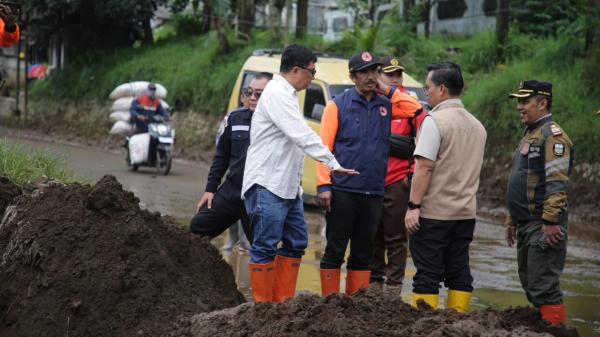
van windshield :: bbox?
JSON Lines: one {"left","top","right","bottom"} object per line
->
{"left": 328, "top": 85, "right": 354, "bottom": 99}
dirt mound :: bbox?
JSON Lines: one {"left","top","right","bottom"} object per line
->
{"left": 0, "top": 175, "right": 244, "bottom": 337}
{"left": 0, "top": 175, "right": 21, "bottom": 217}
{"left": 168, "top": 289, "right": 568, "bottom": 337}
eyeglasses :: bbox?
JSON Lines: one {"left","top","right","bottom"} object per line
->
{"left": 424, "top": 83, "right": 445, "bottom": 92}
{"left": 298, "top": 65, "right": 317, "bottom": 77}
{"left": 242, "top": 88, "right": 262, "bottom": 99}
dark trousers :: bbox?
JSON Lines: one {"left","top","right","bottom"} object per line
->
{"left": 370, "top": 179, "right": 410, "bottom": 285}
{"left": 517, "top": 221, "right": 566, "bottom": 307}
{"left": 189, "top": 192, "right": 252, "bottom": 241}
{"left": 320, "top": 190, "right": 383, "bottom": 271}
{"left": 409, "top": 217, "right": 475, "bottom": 294}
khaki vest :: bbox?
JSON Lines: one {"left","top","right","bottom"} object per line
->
{"left": 421, "top": 99, "right": 487, "bottom": 220}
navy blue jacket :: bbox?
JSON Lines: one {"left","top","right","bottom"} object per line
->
{"left": 317, "top": 88, "right": 393, "bottom": 196}
{"left": 205, "top": 107, "right": 252, "bottom": 202}
{"left": 130, "top": 95, "right": 168, "bottom": 132}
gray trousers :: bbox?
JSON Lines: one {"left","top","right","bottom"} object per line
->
{"left": 517, "top": 221, "right": 566, "bottom": 307}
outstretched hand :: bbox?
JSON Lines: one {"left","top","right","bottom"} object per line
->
{"left": 333, "top": 167, "right": 359, "bottom": 176}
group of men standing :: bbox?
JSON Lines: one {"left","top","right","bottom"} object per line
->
{"left": 190, "top": 44, "right": 573, "bottom": 328}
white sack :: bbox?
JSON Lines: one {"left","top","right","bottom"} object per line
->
{"left": 109, "top": 81, "right": 167, "bottom": 100}
{"left": 109, "top": 111, "right": 131, "bottom": 122}
{"left": 109, "top": 120, "right": 134, "bottom": 136}
{"left": 128, "top": 133, "right": 150, "bottom": 165}
{"left": 111, "top": 96, "right": 170, "bottom": 112}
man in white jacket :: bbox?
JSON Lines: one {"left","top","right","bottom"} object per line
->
{"left": 242, "top": 44, "right": 358, "bottom": 303}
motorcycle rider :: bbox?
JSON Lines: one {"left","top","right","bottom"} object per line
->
{"left": 130, "top": 83, "right": 169, "bottom": 133}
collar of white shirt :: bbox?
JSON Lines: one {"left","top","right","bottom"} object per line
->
{"left": 273, "top": 73, "right": 297, "bottom": 96}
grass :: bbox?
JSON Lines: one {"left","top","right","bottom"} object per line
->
{"left": 0, "top": 139, "right": 84, "bottom": 186}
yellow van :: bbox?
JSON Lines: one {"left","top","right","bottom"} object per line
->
{"left": 228, "top": 49, "right": 426, "bottom": 202}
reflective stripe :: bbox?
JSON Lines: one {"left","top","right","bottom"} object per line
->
{"left": 232, "top": 125, "right": 250, "bottom": 131}
{"left": 545, "top": 180, "right": 567, "bottom": 194}
{"left": 545, "top": 157, "right": 570, "bottom": 176}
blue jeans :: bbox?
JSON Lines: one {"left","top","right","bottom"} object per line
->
{"left": 244, "top": 184, "right": 308, "bottom": 263}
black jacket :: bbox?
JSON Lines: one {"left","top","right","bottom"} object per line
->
{"left": 205, "top": 107, "right": 252, "bottom": 201}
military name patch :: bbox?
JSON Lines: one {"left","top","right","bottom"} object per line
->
{"left": 550, "top": 123, "right": 562, "bottom": 136}
{"left": 553, "top": 143, "right": 565, "bottom": 156}
{"left": 528, "top": 145, "right": 541, "bottom": 158}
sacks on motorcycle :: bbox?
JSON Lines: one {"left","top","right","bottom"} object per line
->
{"left": 389, "top": 133, "right": 415, "bottom": 159}
{"left": 109, "top": 82, "right": 167, "bottom": 100}
{"left": 111, "top": 97, "right": 170, "bottom": 112}
{"left": 128, "top": 133, "right": 150, "bottom": 165}
{"left": 109, "top": 111, "right": 131, "bottom": 122}
{"left": 109, "top": 120, "right": 134, "bottom": 136}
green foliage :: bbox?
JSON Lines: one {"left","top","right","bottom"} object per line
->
{"left": 0, "top": 139, "right": 83, "bottom": 186}
{"left": 511, "top": 0, "right": 586, "bottom": 36}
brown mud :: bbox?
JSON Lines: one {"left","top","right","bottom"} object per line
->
{"left": 0, "top": 175, "right": 244, "bottom": 337}
{"left": 166, "top": 288, "right": 571, "bottom": 337}
{"left": 0, "top": 175, "right": 21, "bottom": 216}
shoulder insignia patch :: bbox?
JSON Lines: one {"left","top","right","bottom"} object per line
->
{"left": 553, "top": 143, "right": 565, "bottom": 156}
{"left": 550, "top": 123, "right": 562, "bottom": 136}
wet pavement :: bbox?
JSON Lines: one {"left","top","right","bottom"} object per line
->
{"left": 4, "top": 134, "right": 600, "bottom": 336}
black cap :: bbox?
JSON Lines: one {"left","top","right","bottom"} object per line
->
{"left": 508, "top": 80, "right": 552, "bottom": 99}
{"left": 349, "top": 51, "right": 382, "bottom": 73}
{"left": 379, "top": 56, "right": 405, "bottom": 73}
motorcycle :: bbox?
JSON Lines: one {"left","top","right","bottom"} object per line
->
{"left": 125, "top": 113, "right": 175, "bottom": 175}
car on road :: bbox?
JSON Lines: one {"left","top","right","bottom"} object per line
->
{"left": 228, "top": 49, "right": 426, "bottom": 203}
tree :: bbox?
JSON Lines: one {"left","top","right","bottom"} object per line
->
{"left": 22, "top": 0, "right": 177, "bottom": 57}
{"left": 237, "top": 0, "right": 255, "bottom": 40}
{"left": 403, "top": 0, "right": 417, "bottom": 33}
{"left": 511, "top": 0, "right": 582, "bottom": 36}
{"left": 296, "top": 0, "right": 308, "bottom": 39}
{"left": 496, "top": 0, "right": 509, "bottom": 61}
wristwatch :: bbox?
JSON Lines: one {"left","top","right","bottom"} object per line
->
{"left": 407, "top": 201, "right": 421, "bottom": 210}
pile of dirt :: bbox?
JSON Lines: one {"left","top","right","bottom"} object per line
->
{"left": 167, "top": 289, "right": 569, "bottom": 337}
{"left": 0, "top": 175, "right": 244, "bottom": 337}
{"left": 0, "top": 175, "right": 21, "bottom": 217}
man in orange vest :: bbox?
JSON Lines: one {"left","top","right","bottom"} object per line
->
{"left": 0, "top": 4, "right": 20, "bottom": 47}
{"left": 130, "top": 83, "right": 168, "bottom": 133}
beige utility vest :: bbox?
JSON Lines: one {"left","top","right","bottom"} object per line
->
{"left": 420, "top": 99, "right": 487, "bottom": 220}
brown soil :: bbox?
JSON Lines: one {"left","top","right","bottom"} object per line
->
{"left": 0, "top": 175, "right": 21, "bottom": 217}
{"left": 0, "top": 175, "right": 244, "bottom": 337}
{"left": 166, "top": 289, "right": 572, "bottom": 337}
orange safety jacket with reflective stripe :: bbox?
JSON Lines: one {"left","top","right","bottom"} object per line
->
{"left": 0, "top": 19, "right": 20, "bottom": 47}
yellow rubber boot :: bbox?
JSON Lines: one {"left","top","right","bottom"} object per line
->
{"left": 411, "top": 293, "right": 439, "bottom": 310}
{"left": 248, "top": 261, "right": 274, "bottom": 302}
{"left": 447, "top": 290, "right": 472, "bottom": 313}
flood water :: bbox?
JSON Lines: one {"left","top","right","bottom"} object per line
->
{"left": 4, "top": 134, "right": 600, "bottom": 336}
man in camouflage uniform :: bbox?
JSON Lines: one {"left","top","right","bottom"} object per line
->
{"left": 505, "top": 80, "right": 574, "bottom": 326}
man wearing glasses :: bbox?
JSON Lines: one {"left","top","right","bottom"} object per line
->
{"left": 190, "top": 72, "right": 272, "bottom": 247}
{"left": 317, "top": 51, "right": 422, "bottom": 296}
{"left": 242, "top": 44, "right": 359, "bottom": 303}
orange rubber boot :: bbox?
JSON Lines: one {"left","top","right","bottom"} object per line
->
{"left": 320, "top": 268, "right": 341, "bottom": 296}
{"left": 540, "top": 304, "right": 566, "bottom": 325}
{"left": 272, "top": 255, "right": 301, "bottom": 303}
{"left": 345, "top": 270, "right": 371, "bottom": 295}
{"left": 248, "top": 261, "right": 275, "bottom": 302}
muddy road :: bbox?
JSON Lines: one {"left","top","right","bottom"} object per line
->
{"left": 4, "top": 134, "right": 600, "bottom": 336}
